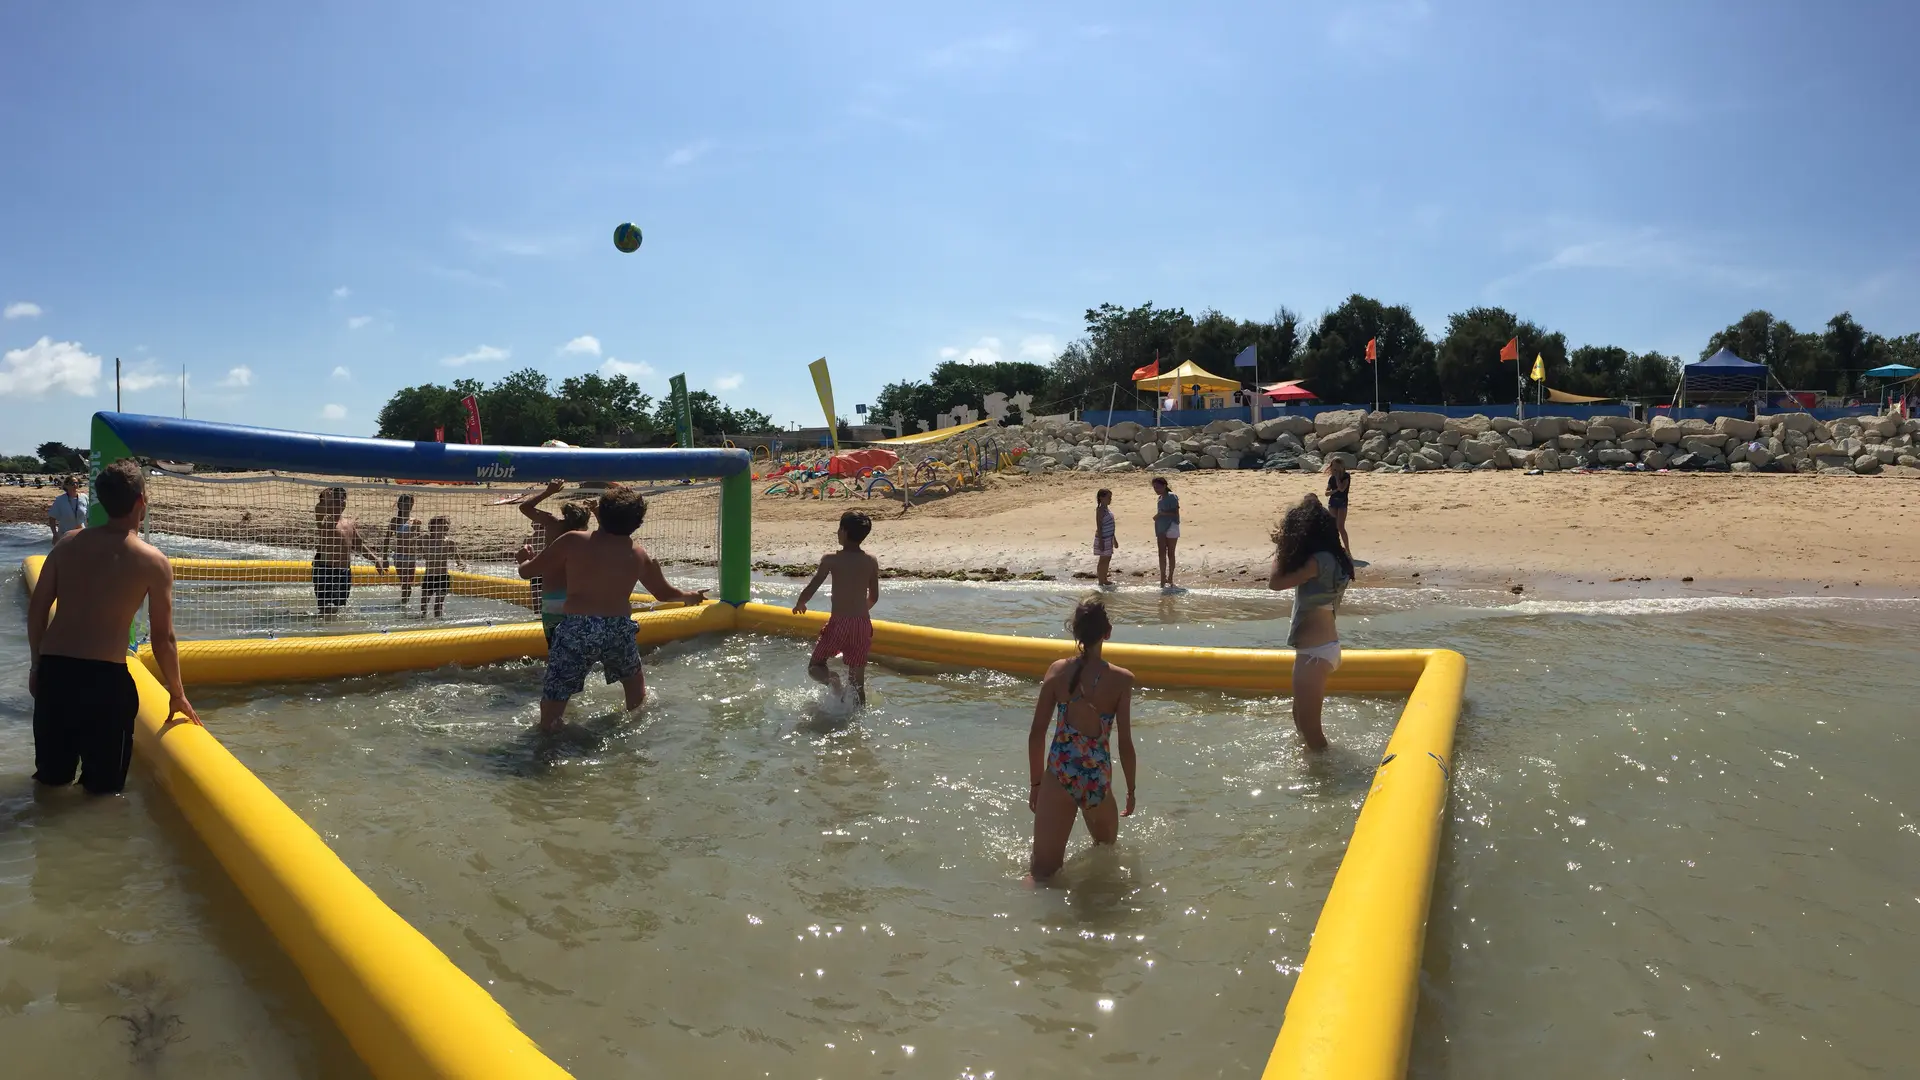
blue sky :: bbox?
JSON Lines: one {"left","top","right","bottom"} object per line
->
{"left": 3, "top": 0, "right": 1917, "bottom": 450}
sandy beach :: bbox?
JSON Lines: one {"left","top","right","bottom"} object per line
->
{"left": 6, "top": 470, "right": 1916, "bottom": 598}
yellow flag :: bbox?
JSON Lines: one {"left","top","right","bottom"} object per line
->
{"left": 807, "top": 357, "right": 839, "bottom": 450}
{"left": 1530, "top": 354, "right": 1545, "bottom": 382}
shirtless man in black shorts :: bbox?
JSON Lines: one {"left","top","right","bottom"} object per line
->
{"left": 26, "top": 459, "right": 200, "bottom": 794}
{"left": 313, "top": 486, "right": 385, "bottom": 618}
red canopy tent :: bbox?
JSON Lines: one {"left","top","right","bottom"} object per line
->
{"left": 1262, "top": 380, "right": 1318, "bottom": 402}
{"left": 826, "top": 447, "right": 899, "bottom": 477}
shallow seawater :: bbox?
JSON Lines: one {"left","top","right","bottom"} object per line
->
{"left": 3, "top": 524, "right": 1918, "bottom": 1077}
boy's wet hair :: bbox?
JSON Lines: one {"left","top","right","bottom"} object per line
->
{"left": 428, "top": 514, "right": 451, "bottom": 532}
{"left": 1096, "top": 488, "right": 1112, "bottom": 501}
{"left": 840, "top": 510, "right": 873, "bottom": 546}
{"left": 396, "top": 492, "right": 415, "bottom": 508}
{"left": 95, "top": 460, "right": 144, "bottom": 518}
{"left": 595, "top": 486, "right": 648, "bottom": 536}
{"left": 560, "top": 501, "right": 591, "bottom": 530}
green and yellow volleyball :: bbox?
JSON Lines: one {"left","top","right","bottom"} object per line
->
{"left": 613, "top": 222, "right": 643, "bottom": 254}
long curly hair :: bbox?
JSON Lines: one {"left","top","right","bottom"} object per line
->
{"left": 1272, "top": 494, "right": 1353, "bottom": 579}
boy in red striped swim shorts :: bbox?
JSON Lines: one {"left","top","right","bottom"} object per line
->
{"left": 793, "top": 510, "right": 880, "bottom": 704}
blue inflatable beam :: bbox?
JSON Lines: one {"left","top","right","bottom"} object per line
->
{"left": 94, "top": 413, "right": 750, "bottom": 483}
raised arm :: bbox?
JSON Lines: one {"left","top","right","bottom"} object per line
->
{"left": 1268, "top": 553, "right": 1316, "bottom": 591}
{"left": 1027, "top": 663, "right": 1061, "bottom": 812}
{"left": 1115, "top": 677, "right": 1136, "bottom": 817}
{"left": 519, "top": 479, "right": 565, "bottom": 526}
{"left": 146, "top": 554, "right": 201, "bottom": 725}
{"left": 792, "top": 559, "right": 830, "bottom": 615}
{"left": 636, "top": 547, "right": 707, "bottom": 605}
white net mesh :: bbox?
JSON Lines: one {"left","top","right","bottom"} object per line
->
{"left": 136, "top": 471, "right": 721, "bottom": 641}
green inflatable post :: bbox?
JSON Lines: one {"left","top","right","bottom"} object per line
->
{"left": 718, "top": 471, "right": 752, "bottom": 606}
{"left": 87, "top": 412, "right": 135, "bottom": 527}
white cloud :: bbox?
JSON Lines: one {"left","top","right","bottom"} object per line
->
{"left": 925, "top": 31, "right": 1035, "bottom": 72}
{"left": 665, "top": 139, "right": 715, "bottom": 167}
{"left": 0, "top": 337, "right": 101, "bottom": 397}
{"left": 346, "top": 315, "right": 373, "bottom": 330}
{"left": 332, "top": 286, "right": 351, "bottom": 299}
{"left": 1327, "top": 0, "right": 1431, "bottom": 55}
{"left": 714, "top": 373, "right": 744, "bottom": 391}
{"left": 561, "top": 334, "right": 602, "bottom": 357}
{"left": 1018, "top": 334, "right": 1060, "bottom": 361}
{"left": 440, "top": 344, "right": 510, "bottom": 367}
{"left": 220, "top": 365, "right": 253, "bottom": 388}
{"left": 3, "top": 301, "right": 42, "bottom": 320}
{"left": 426, "top": 265, "right": 506, "bottom": 290}
{"left": 321, "top": 403, "right": 347, "bottom": 420}
{"left": 601, "top": 358, "right": 656, "bottom": 381}
{"left": 331, "top": 366, "right": 350, "bottom": 381}
{"left": 1487, "top": 221, "right": 1775, "bottom": 295}
{"left": 938, "top": 336, "right": 1006, "bottom": 365}
{"left": 120, "top": 364, "right": 183, "bottom": 392}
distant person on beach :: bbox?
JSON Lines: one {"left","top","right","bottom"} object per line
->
{"left": 793, "top": 510, "right": 880, "bottom": 704}
{"left": 1026, "top": 596, "right": 1136, "bottom": 883}
{"left": 516, "top": 486, "right": 708, "bottom": 731}
{"left": 1267, "top": 494, "right": 1354, "bottom": 751}
{"left": 26, "top": 460, "right": 199, "bottom": 795}
{"left": 382, "top": 493, "right": 422, "bottom": 606}
{"left": 1151, "top": 476, "right": 1180, "bottom": 588}
{"left": 520, "top": 479, "right": 594, "bottom": 643}
{"left": 418, "top": 515, "right": 465, "bottom": 618}
{"left": 1324, "top": 457, "right": 1353, "bottom": 554}
{"left": 314, "top": 487, "right": 385, "bottom": 619}
{"left": 1093, "top": 489, "right": 1117, "bottom": 587}
{"left": 46, "top": 475, "right": 85, "bottom": 542}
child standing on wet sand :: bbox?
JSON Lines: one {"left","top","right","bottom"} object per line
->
{"left": 793, "top": 510, "right": 881, "bottom": 704}
{"left": 1093, "top": 489, "right": 1116, "bottom": 586}
{"left": 418, "top": 515, "right": 465, "bottom": 618}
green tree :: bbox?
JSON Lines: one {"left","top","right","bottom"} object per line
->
{"left": 652, "top": 390, "right": 777, "bottom": 439}
{"left": 374, "top": 381, "right": 479, "bottom": 442}
{"left": 1046, "top": 302, "right": 1195, "bottom": 411}
{"left": 1294, "top": 295, "right": 1439, "bottom": 405}
{"left": 36, "top": 441, "right": 86, "bottom": 472}
{"left": 1702, "top": 310, "right": 1829, "bottom": 392}
{"left": 554, "top": 373, "right": 653, "bottom": 446}
{"left": 874, "top": 359, "right": 1051, "bottom": 430}
{"left": 1626, "top": 352, "right": 1682, "bottom": 401}
{"left": 1, "top": 454, "right": 45, "bottom": 474}
{"left": 1171, "top": 308, "right": 1303, "bottom": 390}
{"left": 1434, "top": 307, "right": 1564, "bottom": 405}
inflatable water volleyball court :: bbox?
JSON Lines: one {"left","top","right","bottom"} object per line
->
{"left": 18, "top": 412, "right": 1466, "bottom": 1080}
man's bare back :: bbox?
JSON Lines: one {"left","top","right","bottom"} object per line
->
{"left": 34, "top": 528, "right": 170, "bottom": 664}
{"left": 519, "top": 532, "right": 706, "bottom": 614}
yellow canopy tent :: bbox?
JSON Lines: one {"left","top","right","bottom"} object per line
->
{"left": 1134, "top": 360, "right": 1240, "bottom": 394}
{"left": 1545, "top": 387, "right": 1612, "bottom": 404}
{"left": 871, "top": 418, "right": 996, "bottom": 446}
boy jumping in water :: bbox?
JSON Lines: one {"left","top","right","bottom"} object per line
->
{"left": 515, "top": 486, "right": 707, "bottom": 732}
{"left": 519, "top": 479, "right": 593, "bottom": 643}
{"left": 792, "top": 510, "right": 881, "bottom": 703}
{"left": 27, "top": 460, "right": 200, "bottom": 794}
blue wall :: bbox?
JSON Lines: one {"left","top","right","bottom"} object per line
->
{"left": 1651, "top": 406, "right": 1750, "bottom": 422}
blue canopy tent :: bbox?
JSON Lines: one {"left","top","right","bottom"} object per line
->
{"left": 1679, "top": 347, "right": 1767, "bottom": 405}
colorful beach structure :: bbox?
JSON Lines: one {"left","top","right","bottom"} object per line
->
{"left": 19, "top": 412, "right": 1468, "bottom": 1080}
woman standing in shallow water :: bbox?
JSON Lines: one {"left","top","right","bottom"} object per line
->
{"left": 1268, "top": 495, "right": 1353, "bottom": 751}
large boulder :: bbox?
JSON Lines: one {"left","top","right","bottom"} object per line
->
{"left": 1390, "top": 410, "right": 1448, "bottom": 432}
{"left": 1680, "top": 435, "right": 1729, "bottom": 456}
{"left": 1761, "top": 412, "right": 1816, "bottom": 434}
{"left": 1649, "top": 416, "right": 1684, "bottom": 444}
{"left": 1642, "top": 449, "right": 1669, "bottom": 470}
{"left": 1505, "top": 447, "right": 1532, "bottom": 469}
{"left": 1744, "top": 445, "right": 1772, "bottom": 468}
{"left": 1620, "top": 438, "right": 1656, "bottom": 453}
{"left": 1585, "top": 423, "right": 1620, "bottom": 443}
{"left": 1272, "top": 432, "right": 1305, "bottom": 453}
{"left": 1136, "top": 440, "right": 1159, "bottom": 462}
{"left": 1461, "top": 439, "right": 1499, "bottom": 465}
{"left": 1555, "top": 434, "right": 1585, "bottom": 450}
{"left": 1223, "top": 430, "right": 1258, "bottom": 451}
{"left": 1505, "top": 427, "right": 1533, "bottom": 448}
{"left": 1676, "top": 418, "right": 1715, "bottom": 435}
{"left": 1597, "top": 449, "right": 1636, "bottom": 466}
{"left": 1713, "top": 416, "right": 1760, "bottom": 441}
{"left": 1254, "top": 415, "right": 1315, "bottom": 439}
{"left": 1446, "top": 415, "right": 1493, "bottom": 437}
{"left": 1524, "top": 417, "right": 1563, "bottom": 441}
{"left": 1360, "top": 434, "right": 1390, "bottom": 459}
{"left": 1489, "top": 415, "right": 1523, "bottom": 433}
{"left": 1313, "top": 409, "right": 1368, "bottom": 434}
{"left": 1532, "top": 446, "right": 1561, "bottom": 471}
{"left": 1317, "top": 427, "right": 1363, "bottom": 453}
{"left": 1854, "top": 454, "right": 1883, "bottom": 474}
{"left": 1203, "top": 418, "right": 1245, "bottom": 435}
{"left": 1363, "top": 411, "right": 1398, "bottom": 432}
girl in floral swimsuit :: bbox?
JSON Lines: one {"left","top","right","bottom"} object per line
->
{"left": 1026, "top": 597, "right": 1138, "bottom": 883}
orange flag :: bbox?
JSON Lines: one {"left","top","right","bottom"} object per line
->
{"left": 1364, "top": 338, "right": 1377, "bottom": 363}
{"left": 1498, "top": 337, "right": 1519, "bottom": 362}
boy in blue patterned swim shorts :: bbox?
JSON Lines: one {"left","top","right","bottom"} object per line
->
{"left": 516, "top": 485, "right": 707, "bottom": 731}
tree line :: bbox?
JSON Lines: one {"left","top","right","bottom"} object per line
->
{"left": 373, "top": 368, "right": 778, "bottom": 447}
{"left": 0, "top": 441, "right": 87, "bottom": 476}
{"left": 876, "top": 298, "right": 1920, "bottom": 425}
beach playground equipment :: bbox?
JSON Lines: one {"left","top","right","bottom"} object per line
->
{"left": 22, "top": 411, "right": 1468, "bottom": 1080}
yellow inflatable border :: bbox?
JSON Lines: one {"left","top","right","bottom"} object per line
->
{"left": 20, "top": 559, "right": 1465, "bottom": 1080}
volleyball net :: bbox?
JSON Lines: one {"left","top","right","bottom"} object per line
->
{"left": 89, "top": 413, "right": 753, "bottom": 642}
